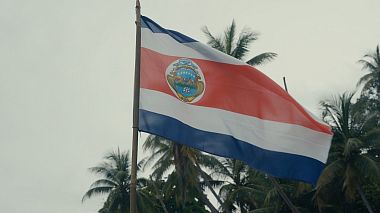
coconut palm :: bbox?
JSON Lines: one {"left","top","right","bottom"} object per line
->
{"left": 253, "top": 180, "right": 318, "bottom": 213}
{"left": 202, "top": 20, "right": 277, "bottom": 66}
{"left": 357, "top": 45, "right": 380, "bottom": 129}
{"left": 316, "top": 92, "right": 380, "bottom": 213}
{"left": 143, "top": 135, "right": 223, "bottom": 212}
{"left": 358, "top": 45, "right": 380, "bottom": 95}
{"left": 214, "top": 159, "right": 269, "bottom": 212}
{"left": 82, "top": 149, "right": 155, "bottom": 213}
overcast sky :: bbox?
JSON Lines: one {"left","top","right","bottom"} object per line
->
{"left": 1, "top": 0, "right": 379, "bottom": 212}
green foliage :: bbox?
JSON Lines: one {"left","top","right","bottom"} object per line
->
{"left": 82, "top": 149, "right": 155, "bottom": 213}
{"left": 316, "top": 92, "right": 380, "bottom": 212}
{"left": 143, "top": 135, "right": 220, "bottom": 212}
{"left": 357, "top": 45, "right": 380, "bottom": 96}
{"left": 202, "top": 21, "right": 277, "bottom": 66}
{"left": 212, "top": 158, "right": 269, "bottom": 212}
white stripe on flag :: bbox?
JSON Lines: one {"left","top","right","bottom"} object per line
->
{"left": 140, "top": 88, "right": 332, "bottom": 163}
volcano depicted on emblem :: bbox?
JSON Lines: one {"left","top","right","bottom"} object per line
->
{"left": 165, "top": 58, "right": 205, "bottom": 103}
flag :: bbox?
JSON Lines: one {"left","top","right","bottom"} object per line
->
{"left": 138, "top": 16, "right": 333, "bottom": 184}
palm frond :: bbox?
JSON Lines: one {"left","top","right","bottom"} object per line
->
{"left": 363, "top": 128, "right": 380, "bottom": 144}
{"left": 137, "top": 189, "right": 156, "bottom": 212}
{"left": 105, "top": 149, "right": 130, "bottom": 172}
{"left": 357, "top": 72, "right": 376, "bottom": 87}
{"left": 316, "top": 159, "right": 344, "bottom": 189}
{"left": 137, "top": 158, "right": 146, "bottom": 171}
{"left": 219, "top": 183, "right": 235, "bottom": 197}
{"left": 197, "top": 154, "right": 224, "bottom": 172}
{"left": 201, "top": 26, "right": 225, "bottom": 52}
{"left": 89, "top": 179, "right": 118, "bottom": 188}
{"left": 249, "top": 206, "right": 276, "bottom": 213}
{"left": 143, "top": 135, "right": 171, "bottom": 151}
{"left": 354, "top": 155, "right": 380, "bottom": 182}
{"left": 320, "top": 102, "right": 343, "bottom": 132}
{"left": 320, "top": 92, "right": 355, "bottom": 136}
{"left": 343, "top": 138, "right": 363, "bottom": 158}
{"left": 89, "top": 164, "right": 118, "bottom": 181}
{"left": 246, "top": 52, "right": 278, "bottom": 66}
{"left": 212, "top": 158, "right": 234, "bottom": 179}
{"left": 343, "top": 165, "right": 358, "bottom": 200}
{"left": 144, "top": 146, "right": 171, "bottom": 168}
{"left": 224, "top": 20, "right": 236, "bottom": 55}
{"left": 263, "top": 187, "right": 281, "bottom": 207}
{"left": 232, "top": 30, "right": 258, "bottom": 59}
{"left": 82, "top": 186, "right": 114, "bottom": 202}
{"left": 357, "top": 45, "right": 380, "bottom": 94}
{"left": 151, "top": 155, "right": 174, "bottom": 179}
{"left": 143, "top": 135, "right": 173, "bottom": 171}
{"left": 358, "top": 59, "right": 377, "bottom": 72}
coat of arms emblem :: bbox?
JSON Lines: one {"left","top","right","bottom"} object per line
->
{"left": 165, "top": 58, "right": 205, "bottom": 103}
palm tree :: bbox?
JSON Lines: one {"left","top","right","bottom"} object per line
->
{"left": 357, "top": 45, "right": 380, "bottom": 129}
{"left": 316, "top": 92, "right": 380, "bottom": 213}
{"left": 143, "top": 135, "right": 222, "bottom": 212}
{"left": 82, "top": 149, "right": 155, "bottom": 213}
{"left": 202, "top": 20, "right": 277, "bottom": 66}
{"left": 214, "top": 159, "right": 269, "bottom": 212}
{"left": 358, "top": 45, "right": 380, "bottom": 95}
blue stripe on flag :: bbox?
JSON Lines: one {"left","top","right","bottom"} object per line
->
{"left": 141, "top": 16, "right": 197, "bottom": 43}
{"left": 139, "top": 109, "right": 324, "bottom": 185}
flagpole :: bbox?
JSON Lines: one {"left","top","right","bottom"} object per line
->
{"left": 130, "top": 0, "right": 141, "bottom": 213}
{"left": 283, "top": 77, "right": 288, "bottom": 93}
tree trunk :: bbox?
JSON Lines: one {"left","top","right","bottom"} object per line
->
{"left": 195, "top": 184, "right": 219, "bottom": 213}
{"left": 268, "top": 176, "right": 299, "bottom": 213}
{"left": 195, "top": 161, "right": 232, "bottom": 213}
{"left": 150, "top": 177, "right": 169, "bottom": 213}
{"left": 173, "top": 144, "right": 186, "bottom": 209}
{"left": 240, "top": 203, "right": 245, "bottom": 213}
{"left": 356, "top": 185, "right": 374, "bottom": 213}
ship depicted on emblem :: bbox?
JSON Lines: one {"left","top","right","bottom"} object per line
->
{"left": 165, "top": 58, "right": 205, "bottom": 103}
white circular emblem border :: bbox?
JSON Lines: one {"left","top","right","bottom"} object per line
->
{"left": 165, "top": 58, "right": 206, "bottom": 104}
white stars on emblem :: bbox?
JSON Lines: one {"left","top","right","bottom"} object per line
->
{"left": 183, "top": 87, "right": 190, "bottom": 93}
{"left": 178, "top": 70, "right": 196, "bottom": 78}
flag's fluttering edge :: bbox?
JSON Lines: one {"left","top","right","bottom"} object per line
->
{"left": 139, "top": 16, "right": 333, "bottom": 184}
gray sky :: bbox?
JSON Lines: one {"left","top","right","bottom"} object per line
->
{"left": 0, "top": 0, "right": 379, "bottom": 212}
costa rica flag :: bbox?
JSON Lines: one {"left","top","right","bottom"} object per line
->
{"left": 138, "top": 16, "right": 332, "bottom": 185}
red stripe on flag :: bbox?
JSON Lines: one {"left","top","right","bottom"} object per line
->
{"left": 141, "top": 47, "right": 332, "bottom": 135}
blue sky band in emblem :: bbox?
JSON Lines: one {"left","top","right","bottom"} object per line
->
{"left": 165, "top": 58, "right": 205, "bottom": 103}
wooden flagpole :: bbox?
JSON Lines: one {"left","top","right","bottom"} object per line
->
{"left": 130, "top": 0, "right": 141, "bottom": 212}
{"left": 283, "top": 77, "right": 288, "bottom": 92}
